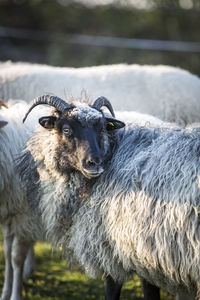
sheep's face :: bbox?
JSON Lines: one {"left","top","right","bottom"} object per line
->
{"left": 39, "top": 106, "right": 125, "bottom": 179}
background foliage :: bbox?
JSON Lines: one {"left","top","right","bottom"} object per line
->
{"left": 0, "top": 0, "right": 200, "bottom": 75}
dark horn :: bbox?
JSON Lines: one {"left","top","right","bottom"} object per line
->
{"left": 23, "top": 95, "right": 71, "bottom": 123}
{"left": 92, "top": 96, "right": 115, "bottom": 118}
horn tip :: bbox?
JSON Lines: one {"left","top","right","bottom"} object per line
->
{"left": 22, "top": 115, "right": 27, "bottom": 123}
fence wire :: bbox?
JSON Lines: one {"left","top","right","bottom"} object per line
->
{"left": 1, "top": 26, "right": 200, "bottom": 53}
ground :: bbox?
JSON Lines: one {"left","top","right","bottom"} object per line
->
{"left": 0, "top": 230, "right": 174, "bottom": 300}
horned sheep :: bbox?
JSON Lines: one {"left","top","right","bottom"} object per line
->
{"left": 1, "top": 61, "right": 200, "bottom": 126}
{"left": 69, "top": 117, "right": 200, "bottom": 299}
{"left": 18, "top": 95, "right": 199, "bottom": 299}
{"left": 0, "top": 94, "right": 170, "bottom": 300}
{"left": 0, "top": 94, "right": 128, "bottom": 300}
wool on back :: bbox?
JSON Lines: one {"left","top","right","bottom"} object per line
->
{"left": 1, "top": 62, "right": 200, "bottom": 125}
{"left": 69, "top": 125, "right": 200, "bottom": 296}
{"left": 0, "top": 100, "right": 49, "bottom": 237}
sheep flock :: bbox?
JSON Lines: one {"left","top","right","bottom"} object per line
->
{"left": 1, "top": 61, "right": 200, "bottom": 300}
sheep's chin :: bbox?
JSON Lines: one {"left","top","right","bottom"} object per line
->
{"left": 81, "top": 167, "right": 104, "bottom": 179}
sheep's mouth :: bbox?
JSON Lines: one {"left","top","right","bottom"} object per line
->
{"left": 81, "top": 167, "right": 104, "bottom": 179}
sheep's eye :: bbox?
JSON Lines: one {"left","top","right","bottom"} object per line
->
{"left": 63, "top": 128, "right": 72, "bottom": 136}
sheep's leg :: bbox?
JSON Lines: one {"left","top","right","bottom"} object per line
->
{"left": 10, "top": 237, "right": 31, "bottom": 300}
{"left": 104, "top": 275, "right": 122, "bottom": 300}
{"left": 23, "top": 244, "right": 35, "bottom": 282}
{"left": 141, "top": 278, "right": 160, "bottom": 300}
{"left": 0, "top": 230, "right": 14, "bottom": 300}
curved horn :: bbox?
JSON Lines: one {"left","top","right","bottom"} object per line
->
{"left": 92, "top": 96, "right": 115, "bottom": 118}
{"left": 23, "top": 95, "right": 71, "bottom": 123}
{"left": 0, "top": 99, "right": 8, "bottom": 109}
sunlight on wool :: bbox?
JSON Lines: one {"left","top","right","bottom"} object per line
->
{"left": 179, "top": 0, "right": 193, "bottom": 9}
{"left": 58, "top": 0, "right": 195, "bottom": 9}
{"left": 58, "top": 0, "right": 153, "bottom": 8}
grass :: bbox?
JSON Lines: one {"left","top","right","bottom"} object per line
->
{"left": 0, "top": 230, "right": 174, "bottom": 300}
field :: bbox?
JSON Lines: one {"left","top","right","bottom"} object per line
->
{"left": 0, "top": 230, "right": 174, "bottom": 300}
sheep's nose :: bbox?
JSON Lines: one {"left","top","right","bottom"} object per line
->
{"left": 86, "top": 155, "right": 103, "bottom": 167}
{"left": 82, "top": 154, "right": 104, "bottom": 178}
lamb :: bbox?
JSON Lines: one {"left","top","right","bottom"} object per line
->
{"left": 68, "top": 119, "right": 200, "bottom": 299}
{"left": 19, "top": 95, "right": 196, "bottom": 299}
{"left": 1, "top": 61, "right": 200, "bottom": 125}
{"left": 0, "top": 100, "right": 49, "bottom": 300}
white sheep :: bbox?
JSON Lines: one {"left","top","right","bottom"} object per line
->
{"left": 0, "top": 100, "right": 48, "bottom": 300}
{"left": 1, "top": 61, "right": 200, "bottom": 125}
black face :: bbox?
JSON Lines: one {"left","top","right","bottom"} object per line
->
{"left": 39, "top": 112, "right": 125, "bottom": 179}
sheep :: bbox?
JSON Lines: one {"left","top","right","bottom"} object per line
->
{"left": 67, "top": 120, "right": 200, "bottom": 299}
{"left": 0, "top": 99, "right": 49, "bottom": 300}
{"left": 0, "top": 94, "right": 169, "bottom": 300}
{"left": 17, "top": 94, "right": 146, "bottom": 299}
{"left": 0, "top": 94, "right": 127, "bottom": 300}
{"left": 18, "top": 95, "right": 196, "bottom": 300}
{"left": 2, "top": 61, "right": 199, "bottom": 298}
{"left": 1, "top": 61, "right": 200, "bottom": 126}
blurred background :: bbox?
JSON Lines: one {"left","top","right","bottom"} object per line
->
{"left": 0, "top": 0, "right": 200, "bottom": 75}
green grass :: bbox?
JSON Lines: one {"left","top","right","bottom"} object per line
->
{"left": 0, "top": 230, "right": 174, "bottom": 299}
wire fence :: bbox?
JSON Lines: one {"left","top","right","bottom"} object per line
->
{"left": 1, "top": 26, "right": 200, "bottom": 53}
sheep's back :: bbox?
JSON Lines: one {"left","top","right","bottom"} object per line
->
{"left": 69, "top": 126, "right": 200, "bottom": 295}
{"left": 1, "top": 62, "right": 200, "bottom": 125}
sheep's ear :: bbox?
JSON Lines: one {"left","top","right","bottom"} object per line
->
{"left": 0, "top": 120, "right": 8, "bottom": 128}
{"left": 39, "top": 116, "right": 57, "bottom": 129}
{"left": 105, "top": 117, "right": 125, "bottom": 131}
